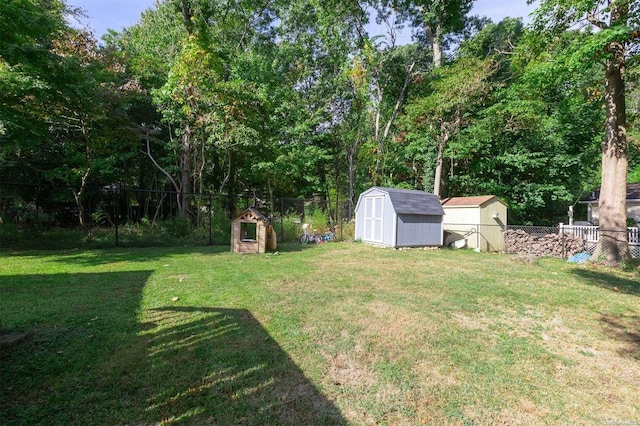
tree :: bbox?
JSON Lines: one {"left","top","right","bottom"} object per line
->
{"left": 0, "top": 0, "right": 69, "bottom": 177}
{"left": 114, "top": 0, "right": 277, "bottom": 217}
{"left": 393, "top": 0, "right": 473, "bottom": 68}
{"left": 273, "top": 0, "right": 366, "bottom": 202}
{"left": 367, "top": 43, "right": 423, "bottom": 186}
{"left": 440, "top": 21, "right": 603, "bottom": 224}
{"left": 46, "top": 30, "right": 132, "bottom": 227}
{"left": 533, "top": 0, "right": 640, "bottom": 265}
{"left": 402, "top": 56, "right": 497, "bottom": 195}
{"left": 1, "top": 1, "right": 137, "bottom": 227}
{"left": 388, "top": 0, "right": 475, "bottom": 195}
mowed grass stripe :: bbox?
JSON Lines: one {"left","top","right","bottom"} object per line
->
{"left": 1, "top": 243, "right": 638, "bottom": 424}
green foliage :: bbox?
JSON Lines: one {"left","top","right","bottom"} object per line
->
{"left": 402, "top": 56, "right": 498, "bottom": 193}
{"left": 0, "top": 215, "right": 231, "bottom": 249}
{"left": 303, "top": 204, "right": 331, "bottom": 231}
{"left": 274, "top": 214, "right": 306, "bottom": 243}
{"left": 459, "top": 17, "right": 525, "bottom": 60}
{"left": 5, "top": 0, "right": 640, "bottom": 232}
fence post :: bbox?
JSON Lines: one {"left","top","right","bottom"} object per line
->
{"left": 114, "top": 186, "right": 119, "bottom": 248}
{"left": 280, "top": 198, "right": 284, "bottom": 244}
{"left": 560, "top": 223, "right": 566, "bottom": 259}
{"left": 208, "top": 193, "right": 213, "bottom": 246}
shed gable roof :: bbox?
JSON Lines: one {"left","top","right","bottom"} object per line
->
{"left": 370, "top": 187, "right": 444, "bottom": 215}
{"left": 441, "top": 195, "right": 504, "bottom": 208}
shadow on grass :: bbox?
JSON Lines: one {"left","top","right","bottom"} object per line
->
{"left": 0, "top": 245, "right": 231, "bottom": 267}
{"left": 1, "top": 272, "right": 343, "bottom": 425}
{"left": 0, "top": 271, "right": 152, "bottom": 425}
{"left": 139, "top": 306, "right": 344, "bottom": 424}
{"left": 272, "top": 242, "right": 322, "bottom": 253}
{"left": 570, "top": 268, "right": 640, "bottom": 296}
{"left": 1, "top": 242, "right": 326, "bottom": 266}
{"left": 599, "top": 314, "right": 640, "bottom": 361}
{"left": 569, "top": 269, "right": 640, "bottom": 361}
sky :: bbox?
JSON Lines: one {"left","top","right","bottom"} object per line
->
{"left": 68, "top": 0, "right": 539, "bottom": 41}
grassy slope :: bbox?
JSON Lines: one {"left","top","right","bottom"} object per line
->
{"left": 1, "top": 243, "right": 638, "bottom": 425}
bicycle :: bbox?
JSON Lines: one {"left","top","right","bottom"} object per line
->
{"left": 321, "top": 225, "right": 337, "bottom": 242}
{"left": 299, "top": 224, "right": 337, "bottom": 244}
{"left": 299, "top": 223, "right": 322, "bottom": 244}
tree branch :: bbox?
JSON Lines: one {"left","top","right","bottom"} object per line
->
{"left": 586, "top": 10, "right": 607, "bottom": 30}
{"left": 143, "top": 129, "right": 181, "bottom": 195}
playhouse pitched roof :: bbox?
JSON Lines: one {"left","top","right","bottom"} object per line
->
{"left": 232, "top": 207, "right": 270, "bottom": 223}
{"left": 441, "top": 195, "right": 504, "bottom": 208}
{"left": 371, "top": 187, "right": 444, "bottom": 215}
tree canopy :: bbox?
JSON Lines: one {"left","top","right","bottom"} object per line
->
{"left": 3, "top": 0, "right": 640, "bottom": 263}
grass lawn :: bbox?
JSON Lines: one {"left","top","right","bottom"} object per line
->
{"left": 1, "top": 243, "right": 639, "bottom": 425}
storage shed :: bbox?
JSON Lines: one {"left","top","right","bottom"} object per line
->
{"left": 354, "top": 187, "right": 444, "bottom": 248}
{"left": 231, "top": 208, "right": 276, "bottom": 254}
{"left": 441, "top": 195, "right": 507, "bottom": 252}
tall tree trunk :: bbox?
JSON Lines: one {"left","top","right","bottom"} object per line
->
{"left": 424, "top": 23, "right": 443, "bottom": 68}
{"left": 591, "top": 2, "right": 630, "bottom": 265}
{"left": 318, "top": 162, "right": 328, "bottom": 202}
{"left": 267, "top": 177, "right": 275, "bottom": 218}
{"left": 433, "top": 115, "right": 459, "bottom": 197}
{"left": 373, "top": 61, "right": 416, "bottom": 185}
{"left": 591, "top": 41, "right": 630, "bottom": 264}
{"left": 179, "top": 123, "right": 192, "bottom": 218}
{"left": 433, "top": 138, "right": 445, "bottom": 197}
{"left": 347, "top": 133, "right": 359, "bottom": 218}
{"left": 73, "top": 129, "right": 92, "bottom": 228}
{"left": 426, "top": 21, "right": 443, "bottom": 196}
{"left": 71, "top": 167, "right": 90, "bottom": 228}
{"left": 223, "top": 150, "right": 237, "bottom": 219}
{"left": 144, "top": 127, "right": 182, "bottom": 201}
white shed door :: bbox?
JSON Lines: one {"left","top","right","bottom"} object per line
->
{"left": 364, "top": 196, "right": 383, "bottom": 242}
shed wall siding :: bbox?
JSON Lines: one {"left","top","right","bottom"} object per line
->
{"left": 632, "top": 204, "right": 640, "bottom": 223}
{"left": 381, "top": 195, "right": 396, "bottom": 246}
{"left": 355, "top": 187, "right": 444, "bottom": 248}
{"left": 396, "top": 214, "right": 442, "bottom": 246}
{"left": 443, "top": 207, "right": 481, "bottom": 224}
{"left": 355, "top": 204, "right": 364, "bottom": 240}
{"left": 442, "top": 200, "right": 507, "bottom": 252}
{"left": 442, "top": 207, "right": 481, "bottom": 249}
{"left": 479, "top": 200, "right": 506, "bottom": 252}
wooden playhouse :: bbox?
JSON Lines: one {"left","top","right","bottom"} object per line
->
{"left": 231, "top": 208, "right": 276, "bottom": 254}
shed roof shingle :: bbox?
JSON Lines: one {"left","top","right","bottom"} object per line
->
{"left": 372, "top": 187, "right": 444, "bottom": 215}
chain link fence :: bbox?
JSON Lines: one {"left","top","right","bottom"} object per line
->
{"left": 4, "top": 181, "right": 638, "bottom": 257}
{"left": 504, "top": 225, "right": 640, "bottom": 259}
{"left": 442, "top": 223, "right": 506, "bottom": 252}
{"left": 0, "top": 182, "right": 353, "bottom": 249}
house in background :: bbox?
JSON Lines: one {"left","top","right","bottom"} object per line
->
{"left": 579, "top": 183, "right": 640, "bottom": 226}
{"left": 441, "top": 195, "right": 508, "bottom": 252}
{"left": 354, "top": 187, "right": 444, "bottom": 248}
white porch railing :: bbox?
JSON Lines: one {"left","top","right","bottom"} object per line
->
{"left": 560, "top": 225, "right": 639, "bottom": 243}
{"left": 559, "top": 225, "right": 640, "bottom": 257}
